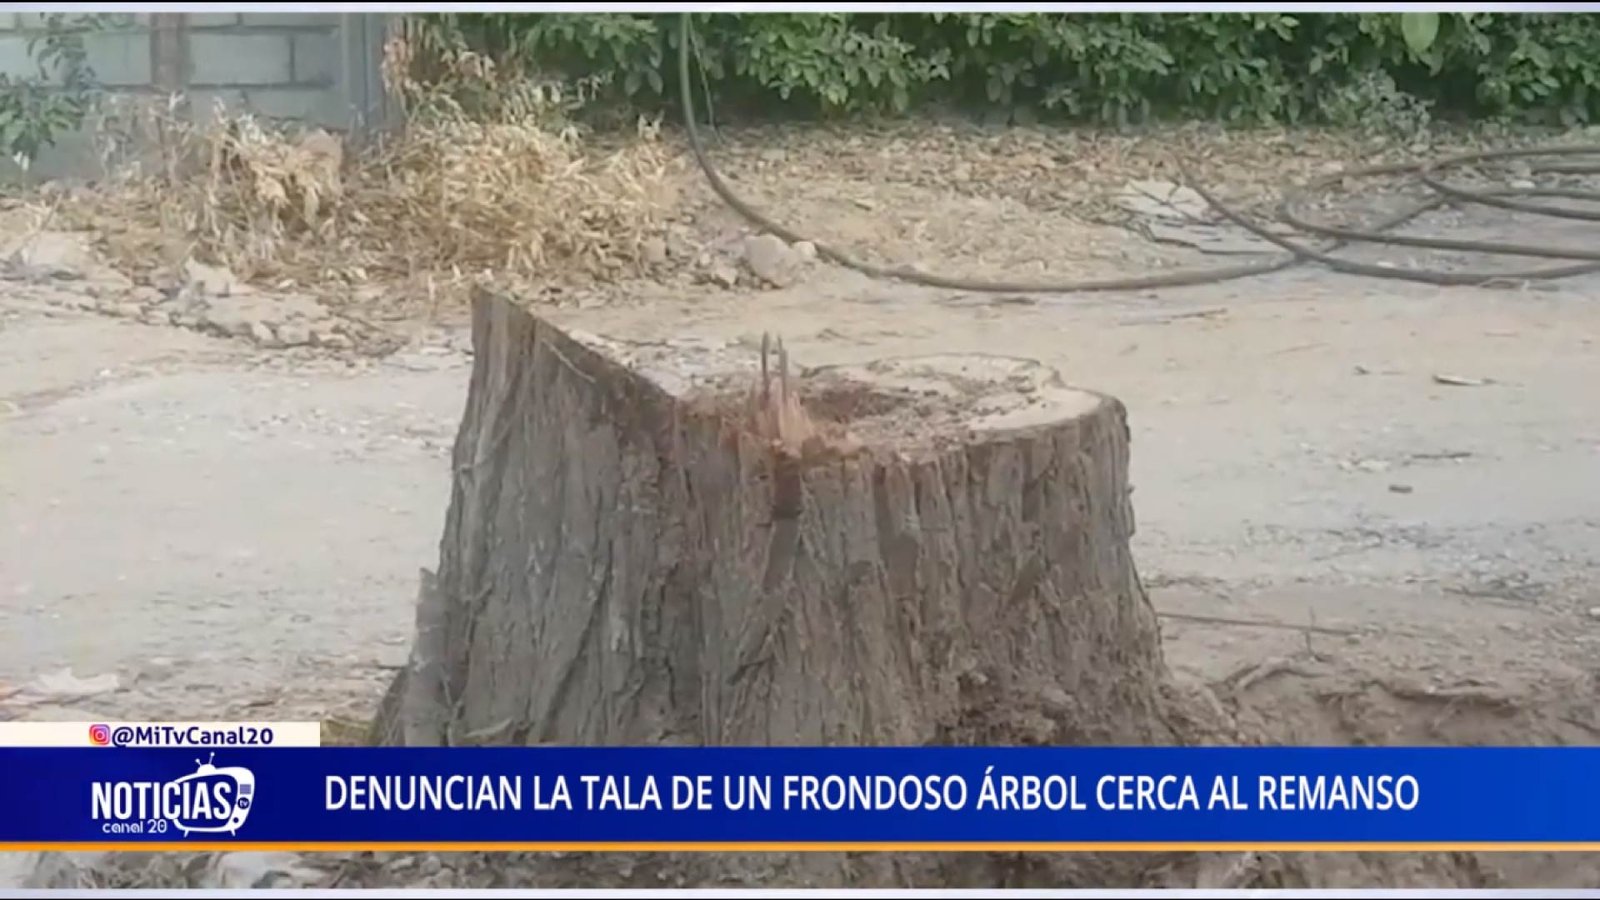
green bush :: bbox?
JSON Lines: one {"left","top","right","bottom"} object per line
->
{"left": 0, "top": 13, "right": 117, "bottom": 166}
{"left": 405, "top": 12, "right": 1600, "bottom": 128}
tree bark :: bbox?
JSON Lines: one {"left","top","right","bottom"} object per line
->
{"left": 374, "top": 287, "right": 1170, "bottom": 751}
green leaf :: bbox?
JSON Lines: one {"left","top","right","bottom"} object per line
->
{"left": 1400, "top": 12, "right": 1439, "bottom": 57}
{"left": 0, "top": 117, "right": 24, "bottom": 153}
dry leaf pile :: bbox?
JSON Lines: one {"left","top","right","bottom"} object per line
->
{"left": 362, "top": 116, "right": 674, "bottom": 280}
{"left": 63, "top": 98, "right": 678, "bottom": 299}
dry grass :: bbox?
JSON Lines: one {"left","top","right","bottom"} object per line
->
{"left": 60, "top": 93, "right": 680, "bottom": 307}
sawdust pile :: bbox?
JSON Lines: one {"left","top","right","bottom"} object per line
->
{"left": 63, "top": 97, "right": 678, "bottom": 297}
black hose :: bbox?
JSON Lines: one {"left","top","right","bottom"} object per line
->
{"left": 677, "top": 15, "right": 1600, "bottom": 294}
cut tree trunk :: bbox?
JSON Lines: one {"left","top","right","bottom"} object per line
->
{"left": 373, "top": 287, "right": 1170, "bottom": 751}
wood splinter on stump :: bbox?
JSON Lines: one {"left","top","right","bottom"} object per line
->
{"left": 373, "top": 288, "right": 1169, "bottom": 751}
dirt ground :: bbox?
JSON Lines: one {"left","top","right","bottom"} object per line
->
{"left": 3, "top": 120, "right": 1600, "bottom": 888}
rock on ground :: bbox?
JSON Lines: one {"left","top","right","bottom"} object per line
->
{"left": 742, "top": 233, "right": 803, "bottom": 287}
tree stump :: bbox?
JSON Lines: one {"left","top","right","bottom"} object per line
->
{"left": 374, "top": 288, "right": 1170, "bottom": 752}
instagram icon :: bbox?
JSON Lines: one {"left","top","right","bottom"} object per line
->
{"left": 88, "top": 723, "right": 111, "bottom": 746}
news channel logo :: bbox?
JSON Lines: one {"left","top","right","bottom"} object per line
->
{"left": 90, "top": 752, "right": 256, "bottom": 837}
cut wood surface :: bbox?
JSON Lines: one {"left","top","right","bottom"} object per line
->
{"left": 374, "top": 287, "right": 1171, "bottom": 750}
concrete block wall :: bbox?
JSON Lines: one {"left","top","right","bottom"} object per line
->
{"left": 0, "top": 11, "right": 391, "bottom": 179}
{"left": 0, "top": 13, "right": 152, "bottom": 87}
{"left": 183, "top": 12, "right": 354, "bottom": 127}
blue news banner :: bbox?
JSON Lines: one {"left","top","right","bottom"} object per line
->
{"left": 0, "top": 747, "right": 1595, "bottom": 846}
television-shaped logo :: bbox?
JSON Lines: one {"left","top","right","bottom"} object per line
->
{"left": 170, "top": 753, "right": 255, "bottom": 836}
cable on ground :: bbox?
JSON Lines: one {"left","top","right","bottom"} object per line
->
{"left": 677, "top": 15, "right": 1600, "bottom": 294}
